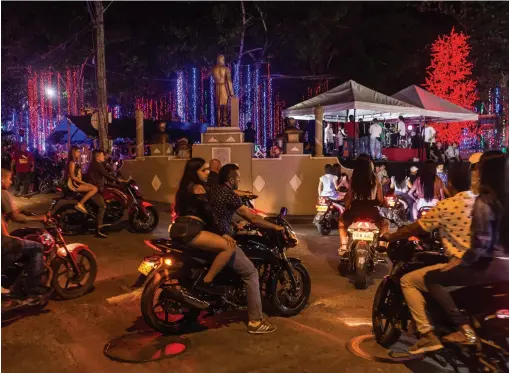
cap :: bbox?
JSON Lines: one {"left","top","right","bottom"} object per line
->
{"left": 410, "top": 166, "right": 418, "bottom": 173}
{"left": 469, "top": 152, "right": 482, "bottom": 164}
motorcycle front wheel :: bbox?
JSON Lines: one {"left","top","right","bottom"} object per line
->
{"left": 130, "top": 206, "right": 159, "bottom": 233}
{"left": 50, "top": 249, "right": 97, "bottom": 299}
{"left": 372, "top": 278, "right": 401, "bottom": 348}
{"left": 270, "top": 262, "right": 311, "bottom": 317}
{"left": 140, "top": 269, "right": 200, "bottom": 334}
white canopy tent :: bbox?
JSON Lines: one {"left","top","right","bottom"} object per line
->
{"left": 392, "top": 85, "right": 478, "bottom": 122}
{"left": 282, "top": 80, "right": 423, "bottom": 121}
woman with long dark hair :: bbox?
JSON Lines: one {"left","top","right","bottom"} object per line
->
{"left": 338, "top": 154, "right": 386, "bottom": 255}
{"left": 66, "top": 146, "right": 98, "bottom": 214}
{"left": 170, "top": 158, "right": 235, "bottom": 294}
{"left": 424, "top": 151, "right": 509, "bottom": 344}
{"left": 408, "top": 160, "right": 445, "bottom": 220}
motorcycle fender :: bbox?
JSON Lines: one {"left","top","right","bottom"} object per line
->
{"left": 139, "top": 201, "right": 153, "bottom": 214}
{"left": 59, "top": 243, "right": 95, "bottom": 260}
{"left": 354, "top": 243, "right": 369, "bottom": 270}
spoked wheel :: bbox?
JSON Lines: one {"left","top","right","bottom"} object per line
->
{"left": 372, "top": 278, "right": 402, "bottom": 348}
{"left": 271, "top": 262, "right": 311, "bottom": 316}
{"left": 141, "top": 270, "right": 199, "bottom": 334}
{"left": 50, "top": 249, "right": 97, "bottom": 299}
{"left": 130, "top": 206, "right": 159, "bottom": 233}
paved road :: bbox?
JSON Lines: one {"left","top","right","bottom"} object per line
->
{"left": 2, "top": 194, "right": 447, "bottom": 373}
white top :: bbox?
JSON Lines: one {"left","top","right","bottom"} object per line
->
{"left": 319, "top": 174, "right": 339, "bottom": 197}
{"left": 417, "top": 191, "right": 476, "bottom": 258}
{"left": 370, "top": 123, "right": 383, "bottom": 139}
{"left": 445, "top": 146, "right": 459, "bottom": 159}
{"left": 336, "top": 128, "right": 345, "bottom": 146}
{"left": 424, "top": 126, "right": 436, "bottom": 143}
{"left": 325, "top": 126, "right": 334, "bottom": 144}
{"left": 391, "top": 176, "right": 409, "bottom": 193}
{"left": 397, "top": 120, "right": 406, "bottom": 136}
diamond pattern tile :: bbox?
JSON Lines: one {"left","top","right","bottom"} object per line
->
{"left": 290, "top": 175, "right": 302, "bottom": 192}
{"left": 253, "top": 176, "right": 266, "bottom": 193}
{"left": 152, "top": 175, "right": 162, "bottom": 191}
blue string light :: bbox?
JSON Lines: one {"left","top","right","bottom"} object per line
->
{"left": 254, "top": 64, "right": 260, "bottom": 144}
{"left": 191, "top": 68, "right": 198, "bottom": 122}
{"left": 176, "top": 71, "right": 185, "bottom": 120}
{"left": 262, "top": 80, "right": 267, "bottom": 148}
{"left": 269, "top": 77, "right": 273, "bottom": 140}
{"left": 246, "top": 64, "right": 252, "bottom": 127}
{"left": 233, "top": 63, "right": 240, "bottom": 97}
{"left": 210, "top": 75, "right": 215, "bottom": 126}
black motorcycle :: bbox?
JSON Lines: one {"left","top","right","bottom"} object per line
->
{"left": 379, "top": 193, "right": 409, "bottom": 228}
{"left": 313, "top": 196, "right": 344, "bottom": 236}
{"left": 135, "top": 208, "right": 311, "bottom": 334}
{"left": 372, "top": 238, "right": 509, "bottom": 372}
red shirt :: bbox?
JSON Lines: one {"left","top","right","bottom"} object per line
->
{"left": 13, "top": 151, "right": 34, "bottom": 173}
{"left": 344, "top": 121, "right": 356, "bottom": 139}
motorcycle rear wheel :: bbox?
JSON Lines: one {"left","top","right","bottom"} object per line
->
{"left": 317, "top": 221, "right": 332, "bottom": 236}
{"left": 372, "top": 278, "right": 401, "bottom": 348}
{"left": 270, "top": 262, "right": 311, "bottom": 317}
{"left": 353, "top": 241, "right": 369, "bottom": 290}
{"left": 50, "top": 249, "right": 97, "bottom": 299}
{"left": 141, "top": 270, "right": 200, "bottom": 334}
{"left": 130, "top": 206, "right": 159, "bottom": 233}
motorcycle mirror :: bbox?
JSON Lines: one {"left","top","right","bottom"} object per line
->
{"left": 279, "top": 207, "right": 288, "bottom": 217}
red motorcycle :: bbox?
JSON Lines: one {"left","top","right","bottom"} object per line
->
{"left": 2, "top": 213, "right": 97, "bottom": 313}
{"left": 51, "top": 178, "right": 159, "bottom": 235}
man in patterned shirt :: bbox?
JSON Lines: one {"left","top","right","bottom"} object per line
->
{"left": 209, "top": 164, "right": 285, "bottom": 334}
{"left": 382, "top": 163, "right": 476, "bottom": 354}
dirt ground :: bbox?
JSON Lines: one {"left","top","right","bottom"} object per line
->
{"left": 1, "top": 193, "right": 448, "bottom": 373}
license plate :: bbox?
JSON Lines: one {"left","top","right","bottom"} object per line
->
{"left": 352, "top": 231, "right": 374, "bottom": 241}
{"left": 138, "top": 260, "right": 156, "bottom": 275}
{"left": 316, "top": 205, "right": 328, "bottom": 212}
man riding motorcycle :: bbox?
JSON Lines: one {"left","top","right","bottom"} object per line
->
{"left": 382, "top": 163, "right": 475, "bottom": 354}
{"left": 209, "top": 163, "right": 285, "bottom": 334}
{"left": 84, "top": 150, "right": 127, "bottom": 238}
{"left": 1, "top": 168, "right": 51, "bottom": 298}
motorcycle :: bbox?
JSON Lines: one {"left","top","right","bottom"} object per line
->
{"left": 372, "top": 238, "right": 509, "bottom": 372}
{"left": 313, "top": 196, "right": 344, "bottom": 236}
{"left": 2, "top": 213, "right": 98, "bottom": 313}
{"left": 338, "top": 217, "right": 386, "bottom": 289}
{"left": 135, "top": 207, "right": 311, "bottom": 334}
{"left": 51, "top": 178, "right": 159, "bottom": 235}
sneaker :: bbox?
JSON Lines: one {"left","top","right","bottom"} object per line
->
{"left": 195, "top": 280, "right": 225, "bottom": 296}
{"left": 408, "top": 331, "right": 444, "bottom": 355}
{"left": 96, "top": 229, "right": 108, "bottom": 238}
{"left": 443, "top": 326, "right": 478, "bottom": 345}
{"left": 75, "top": 203, "right": 88, "bottom": 214}
{"left": 248, "top": 319, "right": 277, "bottom": 334}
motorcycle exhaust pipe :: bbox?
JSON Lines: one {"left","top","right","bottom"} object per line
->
{"left": 167, "top": 287, "right": 210, "bottom": 310}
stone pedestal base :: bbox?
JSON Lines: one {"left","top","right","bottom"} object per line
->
{"left": 285, "top": 143, "right": 304, "bottom": 155}
{"left": 202, "top": 127, "right": 243, "bottom": 144}
{"left": 150, "top": 143, "right": 174, "bottom": 156}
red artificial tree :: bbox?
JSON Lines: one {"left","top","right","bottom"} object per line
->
{"left": 424, "top": 28, "right": 478, "bottom": 144}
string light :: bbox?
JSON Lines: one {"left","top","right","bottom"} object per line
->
{"left": 191, "top": 67, "right": 198, "bottom": 122}
{"left": 57, "top": 72, "right": 61, "bottom": 119}
{"left": 210, "top": 74, "right": 215, "bottom": 126}
{"left": 184, "top": 70, "right": 189, "bottom": 121}
{"left": 66, "top": 68, "right": 71, "bottom": 115}
{"left": 200, "top": 68, "right": 205, "bottom": 122}
{"left": 268, "top": 63, "right": 273, "bottom": 140}
{"left": 177, "top": 71, "right": 184, "bottom": 120}
{"left": 246, "top": 64, "right": 252, "bottom": 127}
{"left": 254, "top": 64, "right": 260, "bottom": 144}
{"left": 262, "top": 80, "right": 267, "bottom": 147}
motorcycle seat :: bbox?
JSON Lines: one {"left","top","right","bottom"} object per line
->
{"left": 168, "top": 240, "right": 217, "bottom": 262}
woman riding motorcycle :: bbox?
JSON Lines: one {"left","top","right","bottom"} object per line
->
{"left": 338, "top": 154, "right": 387, "bottom": 256}
{"left": 424, "top": 151, "right": 509, "bottom": 344}
{"left": 408, "top": 160, "right": 445, "bottom": 220}
{"left": 65, "top": 146, "right": 98, "bottom": 215}
{"left": 169, "top": 158, "right": 236, "bottom": 295}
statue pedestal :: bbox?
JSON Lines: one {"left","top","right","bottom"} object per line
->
{"left": 285, "top": 143, "right": 304, "bottom": 154}
{"left": 201, "top": 127, "right": 244, "bottom": 144}
{"left": 150, "top": 143, "right": 174, "bottom": 156}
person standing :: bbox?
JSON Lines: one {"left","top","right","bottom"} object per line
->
{"left": 369, "top": 120, "right": 383, "bottom": 160}
{"left": 324, "top": 122, "right": 335, "bottom": 155}
{"left": 423, "top": 123, "right": 437, "bottom": 160}
{"left": 11, "top": 143, "right": 34, "bottom": 197}
{"left": 344, "top": 115, "right": 356, "bottom": 159}
{"left": 243, "top": 122, "right": 256, "bottom": 144}
{"left": 358, "top": 118, "right": 370, "bottom": 155}
{"left": 397, "top": 116, "right": 406, "bottom": 147}
{"left": 336, "top": 123, "right": 346, "bottom": 157}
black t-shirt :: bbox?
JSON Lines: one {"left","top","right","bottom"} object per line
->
{"left": 209, "top": 184, "right": 243, "bottom": 236}
{"left": 358, "top": 121, "right": 370, "bottom": 137}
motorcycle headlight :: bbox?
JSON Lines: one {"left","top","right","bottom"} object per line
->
{"left": 41, "top": 232, "right": 55, "bottom": 248}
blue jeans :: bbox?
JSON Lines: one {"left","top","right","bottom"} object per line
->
{"left": 370, "top": 138, "right": 381, "bottom": 159}
{"left": 358, "top": 136, "right": 370, "bottom": 156}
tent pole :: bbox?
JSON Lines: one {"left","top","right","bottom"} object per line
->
{"left": 353, "top": 109, "right": 357, "bottom": 159}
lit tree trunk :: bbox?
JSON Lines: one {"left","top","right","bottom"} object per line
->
{"left": 95, "top": 1, "right": 109, "bottom": 151}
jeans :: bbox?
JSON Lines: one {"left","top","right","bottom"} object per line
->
{"left": 1, "top": 236, "right": 45, "bottom": 293}
{"left": 370, "top": 138, "right": 381, "bottom": 159}
{"left": 358, "top": 136, "right": 370, "bottom": 156}
{"left": 400, "top": 263, "right": 448, "bottom": 334}
{"left": 425, "top": 258, "right": 509, "bottom": 327}
{"left": 15, "top": 172, "right": 32, "bottom": 195}
{"left": 90, "top": 194, "right": 106, "bottom": 228}
{"left": 231, "top": 246, "right": 262, "bottom": 321}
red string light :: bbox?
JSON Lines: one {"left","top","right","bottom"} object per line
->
{"left": 66, "top": 68, "right": 71, "bottom": 115}
{"left": 57, "top": 72, "right": 61, "bottom": 119}
{"left": 72, "top": 68, "right": 78, "bottom": 115}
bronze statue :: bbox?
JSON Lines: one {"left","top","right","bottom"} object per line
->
{"left": 152, "top": 121, "right": 169, "bottom": 144}
{"left": 210, "top": 55, "right": 234, "bottom": 127}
